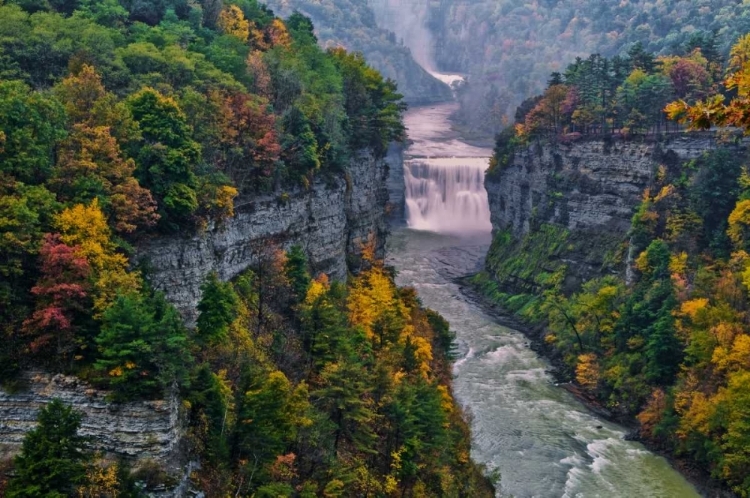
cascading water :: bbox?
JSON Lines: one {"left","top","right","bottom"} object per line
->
{"left": 404, "top": 157, "right": 492, "bottom": 233}
{"left": 388, "top": 104, "right": 700, "bottom": 497}
{"left": 402, "top": 104, "right": 493, "bottom": 234}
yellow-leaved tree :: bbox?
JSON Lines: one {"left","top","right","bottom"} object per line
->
{"left": 667, "top": 34, "right": 750, "bottom": 132}
{"left": 217, "top": 5, "right": 250, "bottom": 41}
{"left": 55, "top": 199, "right": 140, "bottom": 313}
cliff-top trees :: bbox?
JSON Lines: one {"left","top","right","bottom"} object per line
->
{"left": 668, "top": 34, "right": 750, "bottom": 132}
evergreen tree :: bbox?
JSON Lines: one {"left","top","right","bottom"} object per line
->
{"left": 284, "top": 245, "right": 311, "bottom": 303}
{"left": 7, "top": 399, "right": 89, "bottom": 498}
{"left": 197, "top": 272, "right": 240, "bottom": 345}
{"left": 95, "top": 291, "right": 190, "bottom": 400}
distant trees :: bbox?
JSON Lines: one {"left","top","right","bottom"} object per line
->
{"left": 515, "top": 43, "right": 722, "bottom": 140}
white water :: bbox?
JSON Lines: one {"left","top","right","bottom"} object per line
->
{"left": 389, "top": 104, "right": 700, "bottom": 498}
{"left": 405, "top": 157, "right": 492, "bottom": 233}
{"left": 403, "top": 104, "right": 493, "bottom": 234}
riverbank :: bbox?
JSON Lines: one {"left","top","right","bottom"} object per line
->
{"left": 457, "top": 276, "right": 737, "bottom": 498}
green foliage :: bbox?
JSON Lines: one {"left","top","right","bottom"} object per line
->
{"left": 95, "top": 291, "right": 191, "bottom": 401}
{"left": 487, "top": 126, "right": 523, "bottom": 179}
{"left": 283, "top": 245, "right": 311, "bottom": 302}
{"left": 484, "top": 225, "right": 569, "bottom": 295}
{"left": 127, "top": 87, "right": 200, "bottom": 222}
{"left": 330, "top": 49, "right": 406, "bottom": 156}
{"left": 7, "top": 399, "right": 88, "bottom": 498}
{"left": 197, "top": 272, "right": 240, "bottom": 345}
{"left": 0, "top": 80, "right": 65, "bottom": 184}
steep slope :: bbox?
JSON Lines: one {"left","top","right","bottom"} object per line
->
{"left": 263, "top": 0, "right": 453, "bottom": 104}
{"left": 478, "top": 132, "right": 750, "bottom": 495}
{"left": 426, "top": 0, "right": 750, "bottom": 135}
{"left": 138, "top": 151, "right": 389, "bottom": 323}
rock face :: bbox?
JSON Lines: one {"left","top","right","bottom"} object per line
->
{"left": 138, "top": 152, "right": 390, "bottom": 323}
{"left": 385, "top": 142, "right": 406, "bottom": 224}
{"left": 0, "top": 371, "right": 181, "bottom": 461}
{"left": 485, "top": 133, "right": 748, "bottom": 288}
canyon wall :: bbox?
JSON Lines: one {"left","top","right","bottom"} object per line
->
{"left": 138, "top": 152, "right": 390, "bottom": 323}
{"left": 0, "top": 372, "right": 181, "bottom": 462}
{"left": 484, "top": 133, "right": 748, "bottom": 291}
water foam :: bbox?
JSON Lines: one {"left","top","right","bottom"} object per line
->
{"left": 404, "top": 157, "right": 492, "bottom": 234}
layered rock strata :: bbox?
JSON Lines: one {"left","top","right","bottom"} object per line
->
{"left": 0, "top": 371, "right": 180, "bottom": 461}
{"left": 485, "top": 132, "right": 748, "bottom": 288}
{"left": 138, "top": 152, "right": 389, "bottom": 323}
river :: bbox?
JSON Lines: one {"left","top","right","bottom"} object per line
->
{"left": 386, "top": 103, "right": 700, "bottom": 498}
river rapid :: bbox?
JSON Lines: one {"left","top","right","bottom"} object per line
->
{"left": 386, "top": 103, "right": 700, "bottom": 498}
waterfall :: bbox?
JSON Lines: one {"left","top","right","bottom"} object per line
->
{"left": 404, "top": 157, "right": 492, "bottom": 234}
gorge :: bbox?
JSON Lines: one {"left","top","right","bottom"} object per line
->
{"left": 388, "top": 102, "right": 701, "bottom": 497}
{"left": 2, "top": 0, "right": 749, "bottom": 495}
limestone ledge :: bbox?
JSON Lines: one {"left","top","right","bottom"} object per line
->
{"left": 486, "top": 132, "right": 749, "bottom": 285}
{"left": 138, "top": 152, "right": 389, "bottom": 324}
{"left": 0, "top": 371, "right": 180, "bottom": 461}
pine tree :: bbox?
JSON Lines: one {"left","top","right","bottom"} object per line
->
{"left": 95, "top": 291, "right": 190, "bottom": 401}
{"left": 284, "top": 245, "right": 311, "bottom": 303}
{"left": 197, "top": 272, "right": 239, "bottom": 345}
{"left": 7, "top": 399, "right": 89, "bottom": 498}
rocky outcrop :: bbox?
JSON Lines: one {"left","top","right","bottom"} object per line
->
{"left": 385, "top": 142, "right": 406, "bottom": 224}
{"left": 138, "top": 152, "right": 390, "bottom": 323}
{"left": 0, "top": 371, "right": 181, "bottom": 461}
{"left": 485, "top": 132, "right": 748, "bottom": 288}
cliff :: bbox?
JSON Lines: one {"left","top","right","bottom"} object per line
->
{"left": 138, "top": 152, "right": 389, "bottom": 323}
{"left": 484, "top": 133, "right": 748, "bottom": 293}
{"left": 0, "top": 152, "right": 391, "bottom": 494}
{"left": 0, "top": 372, "right": 181, "bottom": 462}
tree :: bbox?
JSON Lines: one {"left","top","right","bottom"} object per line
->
{"left": 7, "top": 399, "right": 89, "bottom": 498}
{"left": 197, "top": 272, "right": 239, "bottom": 345}
{"left": 668, "top": 34, "right": 750, "bottom": 132}
{"left": 217, "top": 5, "right": 250, "bottom": 42}
{"left": 235, "top": 371, "right": 310, "bottom": 481}
{"left": 22, "top": 234, "right": 93, "bottom": 366}
{"left": 0, "top": 80, "right": 65, "bottom": 184}
{"left": 218, "top": 91, "right": 280, "bottom": 191}
{"left": 55, "top": 199, "right": 140, "bottom": 313}
{"left": 95, "top": 292, "right": 190, "bottom": 400}
{"left": 329, "top": 48, "right": 406, "bottom": 156}
{"left": 284, "top": 245, "right": 311, "bottom": 303}
{"left": 524, "top": 84, "right": 570, "bottom": 136}
{"left": 52, "top": 124, "right": 158, "bottom": 234}
{"left": 127, "top": 87, "right": 201, "bottom": 224}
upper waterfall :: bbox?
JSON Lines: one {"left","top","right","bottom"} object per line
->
{"left": 405, "top": 157, "right": 492, "bottom": 233}
{"left": 402, "top": 104, "right": 493, "bottom": 235}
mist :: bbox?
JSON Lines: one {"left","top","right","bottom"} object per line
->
{"left": 367, "top": 0, "right": 435, "bottom": 71}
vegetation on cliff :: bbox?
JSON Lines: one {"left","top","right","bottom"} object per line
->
{"left": 0, "top": 0, "right": 491, "bottom": 494}
{"left": 487, "top": 40, "right": 726, "bottom": 178}
{"left": 479, "top": 36, "right": 750, "bottom": 497}
{"left": 0, "top": 0, "right": 404, "bottom": 384}
{"left": 424, "top": 0, "right": 750, "bottom": 136}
